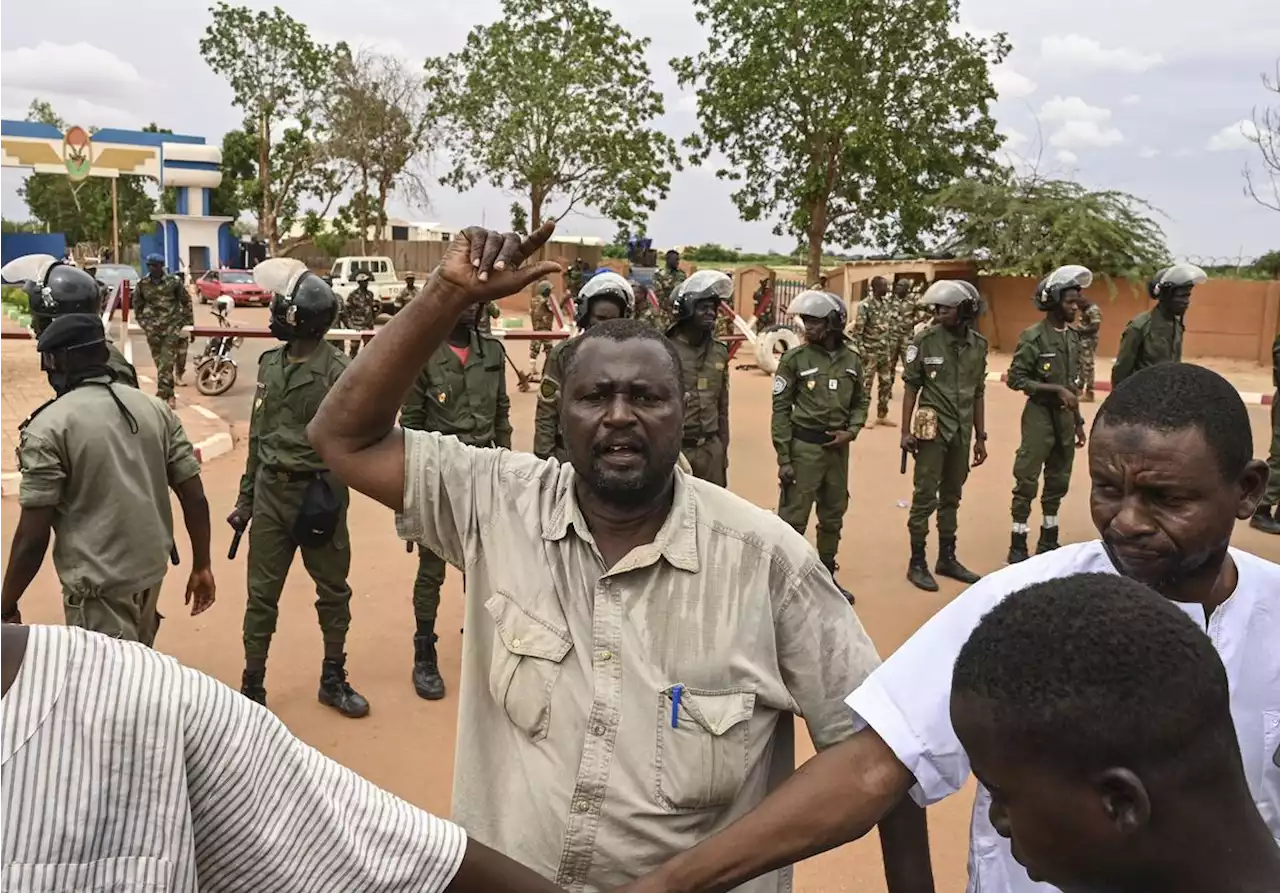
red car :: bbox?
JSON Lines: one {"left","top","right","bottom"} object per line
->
{"left": 196, "top": 269, "right": 272, "bottom": 306}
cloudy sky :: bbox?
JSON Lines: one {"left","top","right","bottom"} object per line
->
{"left": 2, "top": 0, "right": 1277, "bottom": 259}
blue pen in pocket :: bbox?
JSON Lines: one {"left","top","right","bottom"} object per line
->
{"left": 670, "top": 684, "right": 684, "bottom": 728}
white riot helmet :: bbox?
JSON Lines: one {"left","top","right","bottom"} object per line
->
{"left": 788, "top": 289, "right": 847, "bottom": 329}
{"left": 1149, "top": 263, "right": 1206, "bottom": 300}
{"left": 670, "top": 270, "right": 734, "bottom": 326}
{"left": 575, "top": 271, "right": 635, "bottom": 326}
{"left": 1033, "top": 264, "right": 1093, "bottom": 310}
{"left": 919, "top": 280, "right": 984, "bottom": 317}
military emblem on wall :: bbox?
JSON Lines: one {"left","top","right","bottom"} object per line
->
{"left": 62, "top": 126, "right": 92, "bottom": 181}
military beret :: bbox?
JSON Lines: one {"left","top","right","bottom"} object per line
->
{"left": 36, "top": 313, "right": 107, "bottom": 353}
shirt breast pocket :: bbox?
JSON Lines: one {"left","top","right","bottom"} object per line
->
{"left": 656, "top": 685, "right": 755, "bottom": 811}
{"left": 3, "top": 856, "right": 173, "bottom": 892}
{"left": 484, "top": 590, "right": 572, "bottom": 742}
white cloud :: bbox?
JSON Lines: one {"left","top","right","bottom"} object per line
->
{"left": 1206, "top": 119, "right": 1260, "bottom": 151}
{"left": 991, "top": 66, "right": 1037, "bottom": 100}
{"left": 0, "top": 42, "right": 143, "bottom": 103}
{"left": 1138, "top": 147, "right": 1161, "bottom": 159}
{"left": 1055, "top": 149, "right": 1078, "bottom": 164}
{"left": 1039, "top": 95, "right": 1111, "bottom": 124}
{"left": 1121, "top": 94, "right": 1142, "bottom": 106}
{"left": 1040, "top": 34, "right": 1163, "bottom": 73}
{"left": 1050, "top": 120, "right": 1125, "bottom": 148}
{"left": 998, "top": 126, "right": 1029, "bottom": 150}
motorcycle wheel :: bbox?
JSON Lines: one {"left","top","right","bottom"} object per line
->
{"left": 196, "top": 360, "right": 237, "bottom": 396}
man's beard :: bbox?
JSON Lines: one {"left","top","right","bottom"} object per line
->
{"left": 1102, "top": 536, "right": 1230, "bottom": 598}
{"left": 576, "top": 440, "right": 681, "bottom": 508}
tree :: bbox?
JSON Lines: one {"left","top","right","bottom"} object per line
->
{"left": 211, "top": 127, "right": 259, "bottom": 221}
{"left": 422, "top": 0, "right": 679, "bottom": 231}
{"left": 1244, "top": 58, "right": 1279, "bottom": 213}
{"left": 673, "top": 0, "right": 1008, "bottom": 281}
{"left": 328, "top": 46, "right": 432, "bottom": 251}
{"left": 17, "top": 100, "right": 159, "bottom": 248}
{"left": 931, "top": 172, "right": 1170, "bottom": 278}
{"left": 199, "top": 3, "right": 346, "bottom": 251}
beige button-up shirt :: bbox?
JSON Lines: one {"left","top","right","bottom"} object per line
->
{"left": 396, "top": 429, "right": 882, "bottom": 892}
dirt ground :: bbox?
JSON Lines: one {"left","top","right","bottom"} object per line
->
{"left": 3, "top": 325, "right": 1278, "bottom": 891}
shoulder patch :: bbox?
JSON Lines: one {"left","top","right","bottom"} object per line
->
{"left": 539, "top": 378, "right": 558, "bottom": 399}
{"left": 905, "top": 344, "right": 919, "bottom": 363}
{"left": 772, "top": 375, "right": 788, "bottom": 395}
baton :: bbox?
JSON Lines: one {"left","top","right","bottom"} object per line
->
{"left": 900, "top": 448, "right": 909, "bottom": 475}
{"left": 170, "top": 544, "right": 180, "bottom": 566}
{"left": 406, "top": 539, "right": 414, "bottom": 553}
{"left": 228, "top": 527, "right": 245, "bottom": 560}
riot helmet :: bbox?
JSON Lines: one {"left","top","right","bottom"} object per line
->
{"left": 1, "top": 254, "right": 105, "bottom": 334}
{"left": 670, "top": 270, "right": 733, "bottom": 327}
{"left": 919, "top": 279, "right": 985, "bottom": 317}
{"left": 255, "top": 258, "right": 339, "bottom": 341}
{"left": 1150, "top": 263, "right": 1206, "bottom": 299}
{"left": 1032, "top": 264, "right": 1093, "bottom": 311}
{"left": 574, "top": 271, "right": 634, "bottom": 327}
{"left": 788, "top": 289, "right": 847, "bottom": 329}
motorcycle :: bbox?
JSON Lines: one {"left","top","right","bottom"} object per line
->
{"left": 194, "top": 295, "right": 243, "bottom": 396}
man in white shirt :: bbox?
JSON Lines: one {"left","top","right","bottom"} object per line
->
{"left": 617, "top": 361, "right": 1280, "bottom": 893}
{"left": 0, "top": 623, "right": 564, "bottom": 893}
{"left": 950, "top": 572, "right": 1280, "bottom": 893}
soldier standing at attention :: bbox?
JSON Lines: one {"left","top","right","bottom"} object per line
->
{"left": 850, "top": 276, "right": 902, "bottom": 427}
{"left": 343, "top": 270, "right": 378, "bottom": 358}
{"left": 229, "top": 258, "right": 369, "bottom": 718}
{"left": 400, "top": 304, "right": 512, "bottom": 700}
{"left": 1111, "top": 262, "right": 1205, "bottom": 387}
{"left": 651, "top": 248, "right": 687, "bottom": 332}
{"left": 1250, "top": 331, "right": 1280, "bottom": 534}
{"left": 773, "top": 289, "right": 868, "bottom": 603}
{"left": 667, "top": 271, "right": 733, "bottom": 486}
{"left": 6, "top": 254, "right": 138, "bottom": 387}
{"left": 900, "top": 280, "right": 988, "bottom": 592}
{"left": 527, "top": 280, "right": 556, "bottom": 379}
{"left": 1071, "top": 287, "right": 1103, "bottom": 401}
{"left": 0, "top": 314, "right": 215, "bottom": 641}
{"left": 134, "top": 254, "right": 187, "bottom": 405}
{"left": 1005, "top": 266, "right": 1091, "bottom": 564}
{"left": 394, "top": 272, "right": 419, "bottom": 310}
{"left": 533, "top": 273, "right": 633, "bottom": 462}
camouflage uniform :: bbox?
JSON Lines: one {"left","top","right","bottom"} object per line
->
{"left": 1072, "top": 300, "right": 1103, "bottom": 397}
{"left": 649, "top": 266, "right": 687, "bottom": 332}
{"left": 342, "top": 285, "right": 378, "bottom": 358}
{"left": 134, "top": 274, "right": 188, "bottom": 401}
{"left": 395, "top": 283, "right": 419, "bottom": 309}
{"left": 850, "top": 293, "right": 907, "bottom": 421}
{"left": 529, "top": 284, "right": 556, "bottom": 365}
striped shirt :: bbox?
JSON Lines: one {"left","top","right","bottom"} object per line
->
{"left": 1, "top": 625, "right": 467, "bottom": 892}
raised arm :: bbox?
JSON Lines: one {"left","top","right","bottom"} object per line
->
{"left": 307, "top": 224, "right": 561, "bottom": 510}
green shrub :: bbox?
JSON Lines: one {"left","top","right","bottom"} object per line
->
{"left": 1, "top": 285, "right": 29, "bottom": 311}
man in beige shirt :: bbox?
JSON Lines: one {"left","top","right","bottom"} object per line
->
{"left": 308, "top": 223, "right": 932, "bottom": 892}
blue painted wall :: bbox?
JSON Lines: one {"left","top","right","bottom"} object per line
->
{"left": 138, "top": 230, "right": 164, "bottom": 265}
{"left": 1, "top": 232, "right": 67, "bottom": 273}
{"left": 163, "top": 221, "right": 179, "bottom": 271}
{"left": 217, "top": 223, "right": 239, "bottom": 269}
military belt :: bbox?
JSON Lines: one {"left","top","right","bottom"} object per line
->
{"left": 792, "top": 425, "right": 834, "bottom": 445}
{"left": 264, "top": 467, "right": 328, "bottom": 483}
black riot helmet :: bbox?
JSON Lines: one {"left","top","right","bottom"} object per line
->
{"left": 1032, "top": 264, "right": 1092, "bottom": 311}
{"left": 574, "top": 271, "right": 634, "bottom": 327}
{"left": 670, "top": 270, "right": 734, "bottom": 326}
{"left": 0, "top": 254, "right": 104, "bottom": 334}
{"left": 254, "top": 258, "right": 339, "bottom": 341}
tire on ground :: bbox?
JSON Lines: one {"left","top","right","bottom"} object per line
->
{"left": 754, "top": 324, "right": 802, "bottom": 374}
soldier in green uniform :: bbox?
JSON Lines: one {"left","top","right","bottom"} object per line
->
{"left": 1250, "top": 332, "right": 1280, "bottom": 534}
{"left": 534, "top": 272, "right": 634, "bottom": 462}
{"left": 1005, "top": 266, "right": 1091, "bottom": 563}
{"left": 1072, "top": 290, "right": 1103, "bottom": 401}
{"left": 850, "top": 276, "right": 905, "bottom": 427}
{"left": 772, "top": 289, "right": 868, "bottom": 603}
{"left": 528, "top": 280, "right": 556, "bottom": 378}
{"left": 1, "top": 313, "right": 215, "bottom": 641}
{"left": 400, "top": 304, "right": 512, "bottom": 700}
{"left": 651, "top": 249, "right": 687, "bottom": 332}
{"left": 7, "top": 253, "right": 139, "bottom": 387}
{"left": 229, "top": 258, "right": 369, "bottom": 718}
{"left": 134, "top": 254, "right": 187, "bottom": 404}
{"left": 667, "top": 271, "right": 733, "bottom": 485}
{"left": 343, "top": 271, "right": 378, "bottom": 358}
{"left": 900, "top": 280, "right": 988, "bottom": 592}
{"left": 1111, "top": 263, "right": 1206, "bottom": 387}
{"left": 394, "top": 272, "right": 419, "bottom": 309}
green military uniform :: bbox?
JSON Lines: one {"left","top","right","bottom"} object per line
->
{"left": 850, "top": 293, "right": 908, "bottom": 420}
{"left": 903, "top": 324, "right": 988, "bottom": 541}
{"left": 534, "top": 338, "right": 571, "bottom": 462}
{"left": 1007, "top": 321, "right": 1083, "bottom": 527}
{"left": 772, "top": 342, "right": 869, "bottom": 563}
{"left": 1073, "top": 300, "right": 1103, "bottom": 396}
{"left": 134, "top": 273, "right": 187, "bottom": 400}
{"left": 649, "top": 266, "right": 687, "bottom": 332}
{"left": 529, "top": 285, "right": 556, "bottom": 364}
{"left": 107, "top": 342, "right": 139, "bottom": 388}
{"left": 1111, "top": 307, "right": 1183, "bottom": 387}
{"left": 395, "top": 283, "right": 419, "bottom": 309}
{"left": 400, "top": 332, "right": 512, "bottom": 624}
{"left": 566, "top": 263, "right": 585, "bottom": 299}
{"left": 239, "top": 343, "right": 354, "bottom": 660}
{"left": 17, "top": 378, "right": 201, "bottom": 645}
{"left": 342, "top": 286, "right": 378, "bottom": 358}
{"left": 670, "top": 330, "right": 731, "bottom": 485}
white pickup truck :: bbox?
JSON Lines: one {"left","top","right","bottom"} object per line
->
{"left": 327, "top": 256, "right": 406, "bottom": 313}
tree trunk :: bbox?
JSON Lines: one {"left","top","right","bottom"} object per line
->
{"left": 806, "top": 194, "right": 828, "bottom": 285}
{"left": 530, "top": 183, "right": 546, "bottom": 231}
{"left": 258, "top": 111, "right": 276, "bottom": 254}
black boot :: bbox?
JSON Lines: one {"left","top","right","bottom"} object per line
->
{"left": 907, "top": 539, "right": 939, "bottom": 592}
{"left": 240, "top": 668, "right": 267, "bottom": 705}
{"left": 1007, "top": 531, "right": 1029, "bottom": 564}
{"left": 412, "top": 631, "right": 446, "bottom": 700}
{"left": 936, "top": 537, "right": 981, "bottom": 584}
{"left": 1035, "top": 525, "right": 1061, "bottom": 554}
{"left": 821, "top": 559, "right": 855, "bottom": 605}
{"left": 1250, "top": 505, "right": 1280, "bottom": 534}
{"left": 318, "top": 654, "right": 370, "bottom": 718}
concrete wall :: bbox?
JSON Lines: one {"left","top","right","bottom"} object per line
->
{"left": 976, "top": 274, "right": 1280, "bottom": 364}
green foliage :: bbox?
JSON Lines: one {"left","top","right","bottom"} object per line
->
{"left": 212, "top": 127, "right": 259, "bottom": 221}
{"left": 1253, "top": 249, "right": 1280, "bottom": 278}
{"left": 2, "top": 286, "right": 30, "bottom": 311}
{"left": 673, "top": 0, "right": 1008, "bottom": 281}
{"left": 509, "top": 203, "right": 529, "bottom": 236}
{"left": 932, "top": 173, "right": 1170, "bottom": 278}
{"left": 423, "top": 0, "right": 679, "bottom": 229}
{"left": 17, "top": 100, "right": 160, "bottom": 247}
{"left": 1, "top": 219, "right": 43, "bottom": 234}
{"left": 200, "top": 3, "right": 342, "bottom": 250}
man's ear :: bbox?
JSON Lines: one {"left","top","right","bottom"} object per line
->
{"left": 1095, "top": 767, "right": 1151, "bottom": 834}
{"left": 1236, "top": 459, "right": 1270, "bottom": 520}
